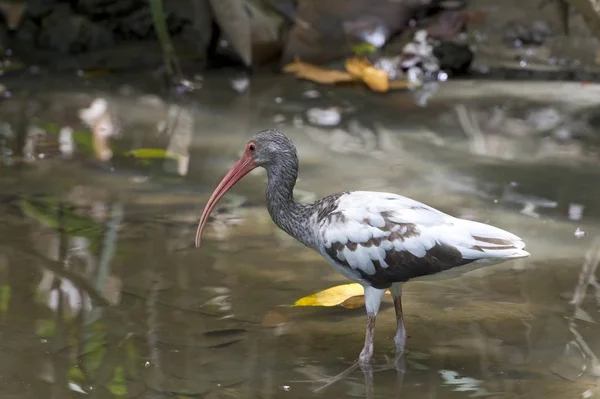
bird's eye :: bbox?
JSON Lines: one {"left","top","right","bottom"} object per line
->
{"left": 249, "top": 144, "right": 256, "bottom": 152}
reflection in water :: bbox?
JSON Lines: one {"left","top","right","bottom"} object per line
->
{"left": 0, "top": 77, "right": 600, "bottom": 398}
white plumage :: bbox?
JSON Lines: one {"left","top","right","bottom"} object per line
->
{"left": 316, "top": 191, "right": 529, "bottom": 283}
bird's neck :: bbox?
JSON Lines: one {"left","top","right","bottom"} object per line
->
{"left": 265, "top": 157, "right": 314, "bottom": 248}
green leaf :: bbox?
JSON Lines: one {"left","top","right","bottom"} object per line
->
{"left": 352, "top": 42, "right": 377, "bottom": 56}
{"left": 68, "top": 365, "right": 85, "bottom": 382}
{"left": 107, "top": 366, "right": 128, "bottom": 397}
{"left": 18, "top": 196, "right": 102, "bottom": 238}
{"left": 41, "top": 123, "right": 95, "bottom": 154}
{"left": 124, "top": 148, "right": 181, "bottom": 161}
{"left": 35, "top": 319, "right": 56, "bottom": 338}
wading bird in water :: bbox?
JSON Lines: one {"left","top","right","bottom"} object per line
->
{"left": 195, "top": 129, "right": 530, "bottom": 365}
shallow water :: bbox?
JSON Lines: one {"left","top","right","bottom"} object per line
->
{"left": 1, "top": 72, "right": 600, "bottom": 398}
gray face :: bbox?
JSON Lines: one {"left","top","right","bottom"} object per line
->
{"left": 249, "top": 129, "right": 297, "bottom": 167}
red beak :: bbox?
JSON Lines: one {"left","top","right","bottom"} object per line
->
{"left": 195, "top": 152, "right": 258, "bottom": 248}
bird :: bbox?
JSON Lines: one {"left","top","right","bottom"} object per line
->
{"left": 195, "top": 129, "right": 530, "bottom": 365}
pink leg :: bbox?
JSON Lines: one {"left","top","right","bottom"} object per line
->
{"left": 390, "top": 283, "right": 407, "bottom": 354}
{"left": 359, "top": 286, "right": 386, "bottom": 365}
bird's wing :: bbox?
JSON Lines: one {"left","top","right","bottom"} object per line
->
{"left": 317, "top": 191, "right": 529, "bottom": 287}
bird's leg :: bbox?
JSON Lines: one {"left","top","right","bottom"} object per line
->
{"left": 359, "top": 286, "right": 386, "bottom": 366}
{"left": 390, "top": 283, "right": 407, "bottom": 357}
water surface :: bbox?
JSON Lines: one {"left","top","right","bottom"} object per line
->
{"left": 0, "top": 73, "right": 599, "bottom": 398}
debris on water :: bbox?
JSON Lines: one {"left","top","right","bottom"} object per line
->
{"left": 280, "top": 385, "right": 291, "bottom": 392}
{"left": 231, "top": 76, "right": 250, "bottom": 93}
{"left": 550, "top": 343, "right": 586, "bottom": 381}
{"left": 283, "top": 59, "right": 355, "bottom": 85}
{"left": 23, "top": 126, "right": 46, "bottom": 161}
{"left": 306, "top": 107, "right": 341, "bottom": 127}
{"left": 275, "top": 97, "right": 283, "bottom": 103}
{"left": 58, "top": 126, "right": 74, "bottom": 157}
{"left": 521, "top": 202, "right": 540, "bottom": 218}
{"left": 346, "top": 57, "right": 390, "bottom": 92}
{"left": 344, "top": 16, "right": 389, "bottom": 49}
{"left": 174, "top": 78, "right": 199, "bottom": 94}
{"left": 414, "top": 82, "right": 440, "bottom": 107}
{"left": 583, "top": 390, "right": 593, "bottom": 398}
{"left": 302, "top": 89, "right": 320, "bottom": 99}
{"left": 273, "top": 114, "right": 286, "bottom": 124}
{"left": 504, "top": 20, "right": 552, "bottom": 47}
{"left": 574, "top": 228, "right": 585, "bottom": 239}
{"left": 292, "top": 115, "right": 303, "bottom": 127}
{"left": 68, "top": 382, "right": 86, "bottom": 394}
{"left": 439, "top": 369, "right": 490, "bottom": 396}
{"left": 78, "top": 98, "right": 118, "bottom": 161}
{"left": 569, "top": 203, "right": 584, "bottom": 221}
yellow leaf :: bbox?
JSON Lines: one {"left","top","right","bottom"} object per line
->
{"left": 389, "top": 80, "right": 413, "bottom": 90}
{"left": 341, "top": 295, "right": 365, "bottom": 309}
{"left": 125, "top": 148, "right": 181, "bottom": 161}
{"left": 283, "top": 59, "right": 356, "bottom": 85}
{"left": 293, "top": 283, "right": 362, "bottom": 307}
{"left": 294, "top": 283, "right": 393, "bottom": 307}
{"left": 345, "top": 57, "right": 389, "bottom": 93}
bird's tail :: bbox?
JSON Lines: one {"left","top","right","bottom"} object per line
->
{"left": 455, "top": 219, "right": 530, "bottom": 261}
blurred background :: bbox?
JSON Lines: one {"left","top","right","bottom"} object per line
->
{"left": 1, "top": 0, "right": 600, "bottom": 398}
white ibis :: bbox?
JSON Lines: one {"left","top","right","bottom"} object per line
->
{"left": 195, "top": 129, "right": 530, "bottom": 365}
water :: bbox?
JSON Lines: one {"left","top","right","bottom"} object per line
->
{"left": 1, "top": 71, "right": 600, "bottom": 398}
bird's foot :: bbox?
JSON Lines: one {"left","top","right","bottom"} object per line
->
{"left": 393, "top": 352, "right": 407, "bottom": 373}
{"left": 394, "top": 330, "right": 407, "bottom": 354}
{"left": 359, "top": 347, "right": 374, "bottom": 369}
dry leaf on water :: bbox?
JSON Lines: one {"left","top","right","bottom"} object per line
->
{"left": 78, "top": 98, "right": 117, "bottom": 162}
{"left": 345, "top": 57, "right": 389, "bottom": 92}
{"left": 341, "top": 295, "right": 366, "bottom": 309}
{"left": 283, "top": 59, "right": 356, "bottom": 85}
{"left": 283, "top": 58, "right": 409, "bottom": 93}
{"left": 294, "top": 283, "right": 390, "bottom": 308}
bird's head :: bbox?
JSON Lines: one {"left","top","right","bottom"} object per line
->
{"left": 195, "top": 129, "right": 296, "bottom": 247}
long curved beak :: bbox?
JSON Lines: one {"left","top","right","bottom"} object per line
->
{"left": 195, "top": 153, "right": 257, "bottom": 248}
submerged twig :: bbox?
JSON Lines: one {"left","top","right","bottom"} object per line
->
{"left": 455, "top": 104, "right": 487, "bottom": 156}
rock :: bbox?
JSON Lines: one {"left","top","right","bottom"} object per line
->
{"left": 37, "top": 4, "right": 114, "bottom": 53}
{"left": 0, "top": 15, "right": 6, "bottom": 53}
{"left": 433, "top": 41, "right": 473, "bottom": 76}
{"left": 503, "top": 20, "right": 552, "bottom": 47}
{"left": 166, "top": 0, "right": 213, "bottom": 64}
{"left": 282, "top": 0, "right": 428, "bottom": 65}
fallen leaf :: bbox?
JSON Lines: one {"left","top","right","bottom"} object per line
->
{"left": 262, "top": 310, "right": 288, "bottom": 327}
{"left": 283, "top": 59, "right": 356, "bottom": 85}
{"left": 345, "top": 57, "right": 389, "bottom": 92}
{"left": 341, "top": 295, "right": 365, "bottom": 309}
{"left": 352, "top": 42, "right": 377, "bottom": 56}
{"left": 125, "top": 148, "right": 181, "bottom": 161}
{"left": 294, "top": 283, "right": 390, "bottom": 307}
{"left": 389, "top": 80, "right": 411, "bottom": 90}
